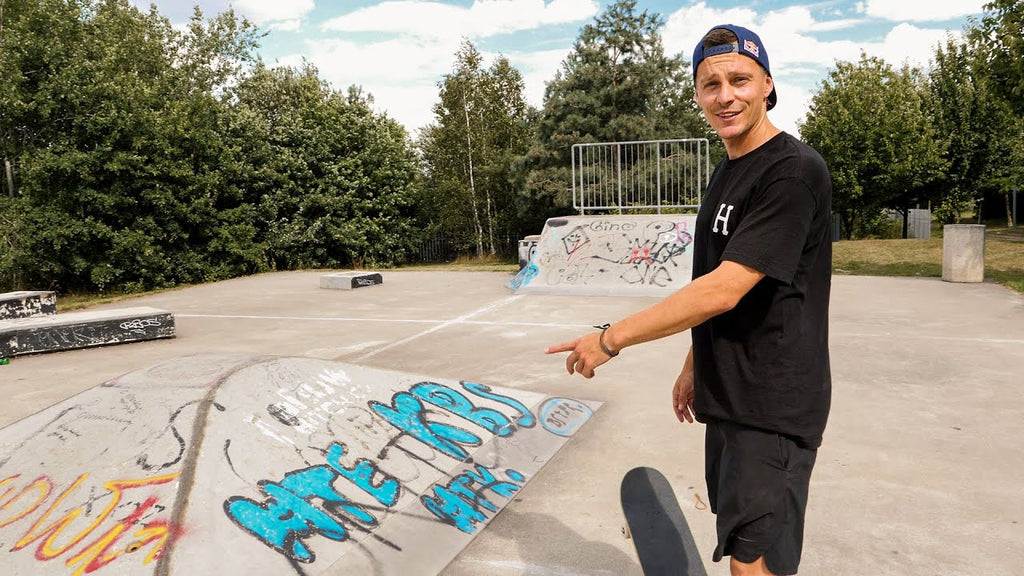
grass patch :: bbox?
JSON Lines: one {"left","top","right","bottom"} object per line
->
{"left": 833, "top": 238, "right": 944, "bottom": 277}
{"left": 57, "top": 284, "right": 190, "bottom": 312}
{"left": 833, "top": 228, "right": 1024, "bottom": 293}
{"left": 398, "top": 254, "right": 519, "bottom": 273}
{"left": 58, "top": 292, "right": 145, "bottom": 312}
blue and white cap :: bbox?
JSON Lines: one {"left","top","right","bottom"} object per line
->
{"left": 692, "top": 24, "right": 777, "bottom": 110}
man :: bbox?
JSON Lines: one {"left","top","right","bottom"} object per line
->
{"left": 546, "top": 24, "right": 832, "bottom": 576}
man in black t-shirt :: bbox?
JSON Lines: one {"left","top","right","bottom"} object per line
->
{"left": 547, "top": 24, "right": 831, "bottom": 576}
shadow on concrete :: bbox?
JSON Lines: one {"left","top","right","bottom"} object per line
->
{"left": 444, "top": 509, "right": 640, "bottom": 576}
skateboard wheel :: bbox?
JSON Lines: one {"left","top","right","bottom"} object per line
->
{"left": 622, "top": 525, "right": 632, "bottom": 539}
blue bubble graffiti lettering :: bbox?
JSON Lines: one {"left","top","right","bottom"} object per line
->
{"left": 411, "top": 382, "right": 515, "bottom": 436}
{"left": 420, "top": 466, "right": 526, "bottom": 534}
{"left": 447, "top": 465, "right": 499, "bottom": 513}
{"left": 369, "top": 392, "right": 482, "bottom": 461}
{"left": 462, "top": 381, "right": 536, "bottom": 429}
{"left": 224, "top": 463, "right": 382, "bottom": 563}
{"left": 226, "top": 377, "right": 594, "bottom": 564}
{"left": 326, "top": 442, "right": 400, "bottom": 507}
{"left": 421, "top": 486, "right": 486, "bottom": 534}
{"left": 224, "top": 473, "right": 350, "bottom": 563}
{"left": 539, "top": 398, "right": 593, "bottom": 437}
{"left": 280, "top": 466, "right": 377, "bottom": 525}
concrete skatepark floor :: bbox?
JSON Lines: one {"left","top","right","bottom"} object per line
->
{"left": 2, "top": 270, "right": 1023, "bottom": 575}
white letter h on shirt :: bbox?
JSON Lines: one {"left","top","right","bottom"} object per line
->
{"left": 713, "top": 203, "right": 735, "bottom": 236}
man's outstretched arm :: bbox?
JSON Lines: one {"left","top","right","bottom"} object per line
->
{"left": 545, "top": 260, "right": 765, "bottom": 378}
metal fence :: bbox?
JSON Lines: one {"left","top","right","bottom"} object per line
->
{"left": 571, "top": 138, "right": 710, "bottom": 213}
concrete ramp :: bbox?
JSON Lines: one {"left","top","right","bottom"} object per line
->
{"left": 0, "top": 354, "right": 599, "bottom": 575}
{"left": 509, "top": 215, "right": 697, "bottom": 296}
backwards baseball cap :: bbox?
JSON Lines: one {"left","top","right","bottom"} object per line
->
{"left": 692, "top": 24, "right": 777, "bottom": 111}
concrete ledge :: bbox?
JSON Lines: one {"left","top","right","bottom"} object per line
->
{"left": 320, "top": 271, "right": 383, "bottom": 290}
{"left": 0, "top": 291, "right": 57, "bottom": 320}
{"left": 0, "top": 306, "right": 175, "bottom": 357}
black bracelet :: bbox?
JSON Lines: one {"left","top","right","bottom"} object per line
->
{"left": 594, "top": 323, "right": 619, "bottom": 357}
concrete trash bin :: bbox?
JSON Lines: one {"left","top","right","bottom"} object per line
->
{"left": 942, "top": 224, "right": 986, "bottom": 283}
{"left": 518, "top": 235, "right": 541, "bottom": 270}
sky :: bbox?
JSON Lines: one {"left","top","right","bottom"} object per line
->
{"left": 133, "top": 0, "right": 987, "bottom": 138}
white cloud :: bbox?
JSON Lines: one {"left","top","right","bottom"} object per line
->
{"left": 267, "top": 19, "right": 303, "bottom": 32}
{"left": 298, "top": 0, "right": 596, "bottom": 132}
{"left": 772, "top": 84, "right": 814, "bottom": 136}
{"left": 264, "top": 0, "right": 979, "bottom": 136}
{"left": 284, "top": 35, "right": 458, "bottom": 134}
{"left": 301, "top": 36, "right": 460, "bottom": 86}
{"left": 232, "top": 0, "right": 314, "bottom": 27}
{"left": 808, "top": 18, "right": 867, "bottom": 32}
{"left": 290, "top": 33, "right": 573, "bottom": 135}
{"left": 663, "top": 1, "right": 759, "bottom": 59}
{"left": 875, "top": 23, "right": 956, "bottom": 69}
{"left": 861, "top": 0, "right": 985, "bottom": 22}
{"left": 504, "top": 48, "right": 574, "bottom": 107}
{"left": 662, "top": 2, "right": 970, "bottom": 138}
{"left": 322, "top": 0, "right": 599, "bottom": 40}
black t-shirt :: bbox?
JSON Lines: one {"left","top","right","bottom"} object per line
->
{"left": 691, "top": 132, "right": 832, "bottom": 448}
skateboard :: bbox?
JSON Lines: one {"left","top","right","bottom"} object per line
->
{"left": 621, "top": 466, "right": 707, "bottom": 576}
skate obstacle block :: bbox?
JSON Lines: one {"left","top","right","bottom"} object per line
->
{"left": 0, "top": 291, "right": 57, "bottom": 320}
{"left": 320, "top": 271, "right": 383, "bottom": 290}
{"left": 0, "top": 306, "right": 175, "bottom": 357}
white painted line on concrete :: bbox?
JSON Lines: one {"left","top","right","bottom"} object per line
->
{"left": 178, "top": 313, "right": 437, "bottom": 324}
{"left": 176, "top": 312, "right": 592, "bottom": 330}
{"left": 355, "top": 296, "right": 528, "bottom": 361}
{"left": 179, "top": 314, "right": 1024, "bottom": 345}
{"left": 459, "top": 559, "right": 616, "bottom": 576}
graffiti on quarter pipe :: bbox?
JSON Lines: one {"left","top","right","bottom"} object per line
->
{"left": 510, "top": 215, "right": 697, "bottom": 296}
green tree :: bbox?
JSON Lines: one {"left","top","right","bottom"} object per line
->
{"left": 420, "top": 40, "right": 531, "bottom": 257}
{"left": 801, "top": 54, "right": 947, "bottom": 238}
{"left": 228, "top": 64, "right": 421, "bottom": 269}
{"left": 928, "top": 36, "right": 991, "bottom": 223}
{"left": 965, "top": 0, "right": 1024, "bottom": 224}
{"left": 0, "top": 0, "right": 261, "bottom": 292}
{"left": 0, "top": 1, "right": 420, "bottom": 292}
{"left": 971, "top": 0, "right": 1024, "bottom": 115}
{"left": 521, "top": 0, "right": 711, "bottom": 216}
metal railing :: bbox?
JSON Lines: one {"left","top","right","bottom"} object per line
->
{"left": 571, "top": 138, "right": 710, "bottom": 214}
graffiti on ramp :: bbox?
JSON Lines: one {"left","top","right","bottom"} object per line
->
{"left": 0, "top": 354, "right": 599, "bottom": 575}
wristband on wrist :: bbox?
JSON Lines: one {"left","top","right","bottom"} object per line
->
{"left": 593, "top": 323, "right": 619, "bottom": 358}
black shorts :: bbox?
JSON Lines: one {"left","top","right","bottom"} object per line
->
{"left": 705, "top": 420, "right": 817, "bottom": 575}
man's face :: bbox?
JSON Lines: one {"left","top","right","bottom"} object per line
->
{"left": 694, "top": 52, "right": 773, "bottom": 146}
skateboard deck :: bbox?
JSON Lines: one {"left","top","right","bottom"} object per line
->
{"left": 621, "top": 466, "right": 707, "bottom": 576}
